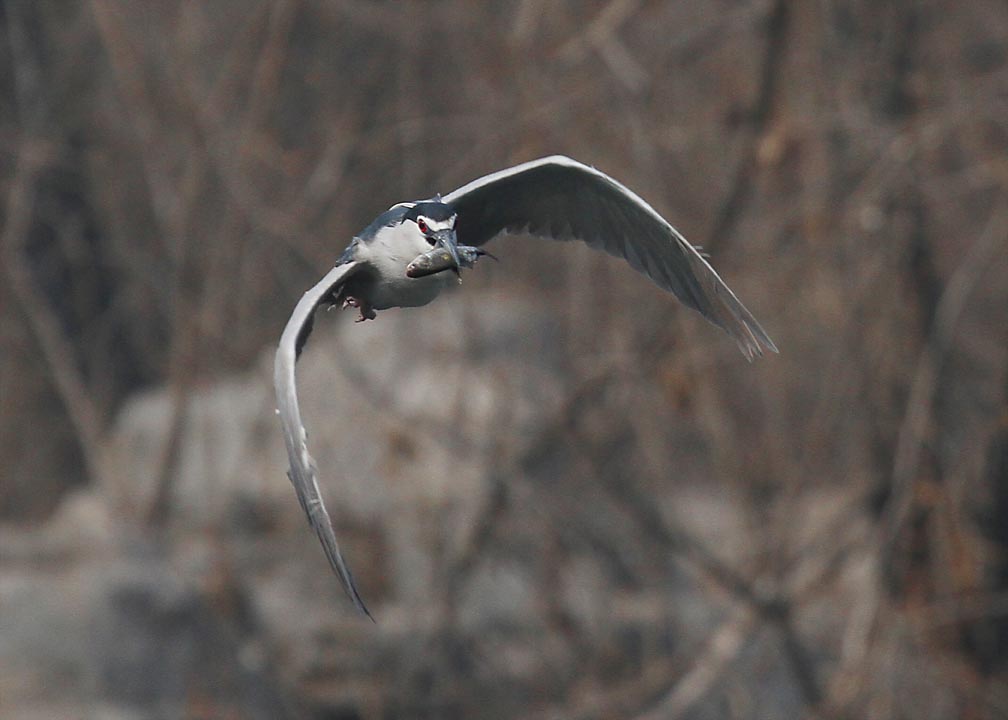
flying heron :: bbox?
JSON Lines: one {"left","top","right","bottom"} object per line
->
{"left": 274, "top": 156, "right": 777, "bottom": 618}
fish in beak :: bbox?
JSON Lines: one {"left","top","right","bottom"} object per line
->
{"left": 406, "top": 240, "right": 495, "bottom": 280}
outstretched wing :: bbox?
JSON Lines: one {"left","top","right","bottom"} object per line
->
{"left": 444, "top": 156, "right": 777, "bottom": 360}
{"left": 274, "top": 260, "right": 373, "bottom": 619}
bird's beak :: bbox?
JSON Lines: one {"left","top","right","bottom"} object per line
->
{"left": 432, "top": 228, "right": 462, "bottom": 271}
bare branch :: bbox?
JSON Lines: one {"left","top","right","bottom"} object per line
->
{"left": 1, "top": 144, "right": 108, "bottom": 485}
{"left": 882, "top": 203, "right": 1008, "bottom": 563}
{"left": 635, "top": 608, "right": 757, "bottom": 720}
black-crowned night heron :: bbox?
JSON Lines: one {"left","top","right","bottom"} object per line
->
{"left": 275, "top": 156, "right": 777, "bottom": 618}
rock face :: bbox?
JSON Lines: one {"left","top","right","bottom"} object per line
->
{"left": 0, "top": 293, "right": 882, "bottom": 719}
{"left": 1, "top": 294, "right": 573, "bottom": 717}
{"left": 109, "top": 293, "right": 568, "bottom": 606}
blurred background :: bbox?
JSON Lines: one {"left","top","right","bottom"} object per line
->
{"left": 2, "top": 1, "right": 1007, "bottom": 718}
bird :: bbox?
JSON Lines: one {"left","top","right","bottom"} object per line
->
{"left": 274, "top": 155, "right": 777, "bottom": 618}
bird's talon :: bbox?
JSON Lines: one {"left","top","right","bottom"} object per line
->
{"left": 341, "top": 295, "right": 375, "bottom": 321}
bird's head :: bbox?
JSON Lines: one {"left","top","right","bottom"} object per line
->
{"left": 405, "top": 198, "right": 461, "bottom": 270}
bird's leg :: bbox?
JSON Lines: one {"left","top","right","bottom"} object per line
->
{"left": 342, "top": 296, "right": 376, "bottom": 322}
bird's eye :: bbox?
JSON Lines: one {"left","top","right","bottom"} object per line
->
{"left": 417, "top": 218, "right": 428, "bottom": 233}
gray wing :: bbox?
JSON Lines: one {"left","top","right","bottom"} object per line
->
{"left": 274, "top": 260, "right": 373, "bottom": 619}
{"left": 444, "top": 156, "right": 777, "bottom": 359}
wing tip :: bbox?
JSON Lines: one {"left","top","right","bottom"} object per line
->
{"left": 703, "top": 271, "right": 777, "bottom": 362}
{"left": 735, "top": 324, "right": 779, "bottom": 361}
{"left": 318, "top": 526, "right": 376, "bottom": 620}
{"left": 738, "top": 337, "right": 779, "bottom": 362}
{"left": 347, "top": 583, "right": 375, "bottom": 621}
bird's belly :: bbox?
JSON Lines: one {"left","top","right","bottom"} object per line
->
{"left": 367, "top": 271, "right": 452, "bottom": 310}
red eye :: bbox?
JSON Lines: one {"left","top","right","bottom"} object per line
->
{"left": 417, "top": 218, "right": 428, "bottom": 233}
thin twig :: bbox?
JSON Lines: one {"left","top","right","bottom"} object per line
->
{"left": 2, "top": 144, "right": 108, "bottom": 485}
{"left": 635, "top": 608, "right": 757, "bottom": 720}
{"left": 882, "top": 203, "right": 1008, "bottom": 563}
{"left": 705, "top": 0, "right": 791, "bottom": 252}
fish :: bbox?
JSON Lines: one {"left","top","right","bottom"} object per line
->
{"left": 405, "top": 245, "right": 493, "bottom": 279}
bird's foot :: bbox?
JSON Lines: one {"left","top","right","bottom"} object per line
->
{"left": 342, "top": 296, "right": 376, "bottom": 322}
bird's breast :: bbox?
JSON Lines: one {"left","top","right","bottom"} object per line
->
{"left": 353, "top": 228, "right": 454, "bottom": 310}
{"left": 367, "top": 269, "right": 453, "bottom": 310}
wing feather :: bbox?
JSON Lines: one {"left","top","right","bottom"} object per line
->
{"left": 274, "top": 260, "right": 373, "bottom": 619}
{"left": 445, "top": 156, "right": 777, "bottom": 359}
